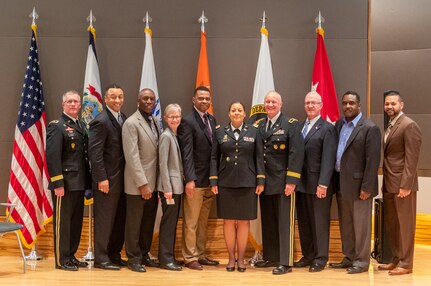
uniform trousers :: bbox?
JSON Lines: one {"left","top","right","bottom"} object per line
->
{"left": 52, "top": 190, "right": 84, "bottom": 266}
{"left": 383, "top": 191, "right": 417, "bottom": 269}
{"left": 182, "top": 187, "right": 214, "bottom": 263}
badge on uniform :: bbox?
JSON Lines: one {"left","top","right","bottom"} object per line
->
{"left": 273, "top": 130, "right": 284, "bottom": 135}
{"left": 280, "top": 144, "right": 286, "bottom": 150}
{"left": 243, "top": 136, "right": 254, "bottom": 142}
{"left": 223, "top": 134, "right": 229, "bottom": 142}
{"left": 71, "top": 143, "right": 76, "bottom": 149}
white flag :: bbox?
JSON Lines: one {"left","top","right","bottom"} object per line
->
{"left": 249, "top": 17, "right": 275, "bottom": 253}
{"left": 139, "top": 23, "right": 162, "bottom": 130}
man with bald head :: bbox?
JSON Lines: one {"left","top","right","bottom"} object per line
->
{"left": 255, "top": 91, "right": 304, "bottom": 275}
{"left": 294, "top": 91, "right": 337, "bottom": 272}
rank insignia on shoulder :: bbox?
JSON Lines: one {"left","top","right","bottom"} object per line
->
{"left": 215, "top": 125, "right": 221, "bottom": 129}
{"left": 288, "top": 118, "right": 298, "bottom": 123}
{"left": 49, "top": 120, "right": 59, "bottom": 124}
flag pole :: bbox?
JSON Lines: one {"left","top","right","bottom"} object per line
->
{"left": 82, "top": 9, "right": 96, "bottom": 264}
{"left": 24, "top": 7, "right": 42, "bottom": 262}
{"left": 198, "top": 10, "right": 207, "bottom": 32}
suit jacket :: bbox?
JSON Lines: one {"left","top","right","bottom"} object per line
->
{"left": 178, "top": 108, "right": 217, "bottom": 188}
{"left": 335, "top": 116, "right": 381, "bottom": 200}
{"left": 383, "top": 114, "right": 422, "bottom": 193}
{"left": 209, "top": 123, "right": 265, "bottom": 188}
{"left": 257, "top": 113, "right": 304, "bottom": 195}
{"left": 122, "top": 110, "right": 160, "bottom": 195}
{"left": 89, "top": 109, "right": 126, "bottom": 194}
{"left": 158, "top": 128, "right": 184, "bottom": 195}
{"left": 297, "top": 117, "right": 337, "bottom": 195}
{"left": 46, "top": 113, "right": 91, "bottom": 191}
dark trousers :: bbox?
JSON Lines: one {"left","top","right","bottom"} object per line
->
{"left": 383, "top": 191, "right": 417, "bottom": 269}
{"left": 158, "top": 192, "right": 182, "bottom": 264}
{"left": 94, "top": 191, "right": 126, "bottom": 263}
{"left": 296, "top": 191, "right": 332, "bottom": 266}
{"left": 52, "top": 190, "right": 84, "bottom": 266}
{"left": 125, "top": 192, "right": 158, "bottom": 264}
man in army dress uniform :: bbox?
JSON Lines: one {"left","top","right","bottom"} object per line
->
{"left": 255, "top": 91, "right": 304, "bottom": 275}
{"left": 47, "top": 90, "right": 91, "bottom": 271}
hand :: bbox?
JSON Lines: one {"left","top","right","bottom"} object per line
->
{"left": 139, "top": 184, "right": 152, "bottom": 200}
{"left": 284, "top": 184, "right": 296, "bottom": 197}
{"left": 359, "top": 190, "right": 371, "bottom": 200}
{"left": 54, "top": 187, "right": 64, "bottom": 197}
{"left": 185, "top": 181, "right": 195, "bottom": 198}
{"left": 316, "top": 186, "right": 327, "bottom": 199}
{"left": 397, "top": 188, "right": 411, "bottom": 198}
{"left": 98, "top": 180, "right": 110, "bottom": 194}
{"left": 164, "top": 192, "right": 173, "bottom": 200}
{"left": 255, "top": 185, "right": 264, "bottom": 195}
{"left": 211, "top": 186, "right": 218, "bottom": 195}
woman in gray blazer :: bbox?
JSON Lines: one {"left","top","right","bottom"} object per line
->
{"left": 158, "top": 104, "right": 184, "bottom": 271}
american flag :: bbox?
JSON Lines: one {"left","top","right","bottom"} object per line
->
{"left": 7, "top": 24, "right": 53, "bottom": 249}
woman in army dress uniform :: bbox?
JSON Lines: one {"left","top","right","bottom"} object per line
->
{"left": 210, "top": 102, "right": 265, "bottom": 272}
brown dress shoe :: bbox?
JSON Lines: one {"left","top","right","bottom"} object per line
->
{"left": 185, "top": 261, "right": 203, "bottom": 270}
{"left": 378, "top": 263, "right": 397, "bottom": 271}
{"left": 389, "top": 267, "right": 412, "bottom": 275}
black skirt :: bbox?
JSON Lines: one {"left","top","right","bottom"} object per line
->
{"left": 217, "top": 187, "right": 257, "bottom": 220}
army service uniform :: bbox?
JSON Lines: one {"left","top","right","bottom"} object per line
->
{"left": 257, "top": 113, "right": 304, "bottom": 267}
{"left": 209, "top": 123, "right": 265, "bottom": 220}
{"left": 46, "top": 113, "right": 91, "bottom": 268}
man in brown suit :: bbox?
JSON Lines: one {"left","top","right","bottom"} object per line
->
{"left": 378, "top": 90, "right": 422, "bottom": 275}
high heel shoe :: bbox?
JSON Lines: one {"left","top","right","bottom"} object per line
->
{"left": 226, "top": 259, "right": 236, "bottom": 272}
{"left": 237, "top": 259, "right": 246, "bottom": 272}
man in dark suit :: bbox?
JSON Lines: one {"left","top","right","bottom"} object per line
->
{"left": 255, "top": 91, "right": 304, "bottom": 275}
{"left": 122, "top": 88, "right": 160, "bottom": 273}
{"left": 294, "top": 91, "right": 337, "bottom": 272}
{"left": 89, "top": 84, "right": 127, "bottom": 270}
{"left": 47, "top": 90, "right": 91, "bottom": 271}
{"left": 330, "top": 91, "right": 381, "bottom": 274}
{"left": 378, "top": 90, "right": 422, "bottom": 275}
{"left": 177, "top": 86, "right": 219, "bottom": 270}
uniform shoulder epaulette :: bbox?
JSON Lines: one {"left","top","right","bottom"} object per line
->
{"left": 288, "top": 118, "right": 298, "bottom": 124}
{"left": 49, "top": 119, "right": 60, "bottom": 125}
{"left": 215, "top": 125, "right": 221, "bottom": 129}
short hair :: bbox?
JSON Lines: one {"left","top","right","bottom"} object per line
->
{"left": 104, "top": 83, "right": 123, "bottom": 95}
{"left": 342, "top": 90, "right": 360, "bottom": 103}
{"left": 228, "top": 101, "right": 245, "bottom": 111}
{"left": 264, "top": 90, "right": 283, "bottom": 103}
{"left": 194, "top": 86, "right": 211, "bottom": 96}
{"left": 138, "top": 88, "right": 155, "bottom": 99}
{"left": 164, "top": 103, "right": 182, "bottom": 116}
{"left": 62, "top": 90, "right": 80, "bottom": 102}
{"left": 305, "top": 91, "right": 322, "bottom": 102}
{"left": 384, "top": 90, "right": 403, "bottom": 102}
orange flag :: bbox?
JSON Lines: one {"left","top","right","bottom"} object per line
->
{"left": 196, "top": 30, "right": 213, "bottom": 114}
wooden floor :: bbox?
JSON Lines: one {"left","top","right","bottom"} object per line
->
{"left": 1, "top": 244, "right": 431, "bottom": 285}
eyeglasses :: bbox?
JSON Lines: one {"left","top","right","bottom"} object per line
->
{"left": 166, "top": 115, "right": 181, "bottom": 120}
{"left": 304, "top": 101, "right": 322, "bottom": 106}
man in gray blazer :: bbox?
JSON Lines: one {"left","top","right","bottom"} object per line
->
{"left": 122, "top": 88, "right": 160, "bottom": 273}
{"left": 330, "top": 91, "right": 381, "bottom": 274}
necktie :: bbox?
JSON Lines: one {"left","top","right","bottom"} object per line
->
{"left": 234, "top": 129, "right": 240, "bottom": 140}
{"left": 384, "top": 123, "right": 392, "bottom": 143}
{"left": 302, "top": 121, "right": 310, "bottom": 139}
{"left": 117, "top": 114, "right": 124, "bottom": 126}
{"left": 203, "top": 114, "right": 213, "bottom": 141}
{"left": 149, "top": 116, "right": 157, "bottom": 136}
{"left": 266, "top": 120, "right": 272, "bottom": 132}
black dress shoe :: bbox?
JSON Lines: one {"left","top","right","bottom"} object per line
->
{"left": 142, "top": 256, "right": 160, "bottom": 268}
{"left": 94, "top": 261, "right": 121, "bottom": 270}
{"left": 329, "top": 260, "right": 352, "bottom": 269}
{"left": 128, "top": 263, "right": 146, "bottom": 273}
{"left": 174, "top": 259, "right": 185, "bottom": 266}
{"left": 160, "top": 262, "right": 182, "bottom": 271}
{"left": 198, "top": 257, "right": 219, "bottom": 266}
{"left": 293, "top": 257, "right": 312, "bottom": 268}
{"left": 112, "top": 258, "right": 128, "bottom": 267}
{"left": 272, "top": 265, "right": 292, "bottom": 275}
{"left": 70, "top": 257, "right": 88, "bottom": 268}
{"left": 255, "top": 260, "right": 277, "bottom": 268}
{"left": 347, "top": 266, "right": 367, "bottom": 274}
{"left": 57, "top": 261, "right": 78, "bottom": 271}
{"left": 309, "top": 263, "right": 325, "bottom": 272}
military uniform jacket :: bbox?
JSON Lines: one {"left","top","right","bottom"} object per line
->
{"left": 46, "top": 113, "right": 91, "bottom": 191}
{"left": 257, "top": 113, "right": 304, "bottom": 195}
{"left": 210, "top": 123, "right": 265, "bottom": 188}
